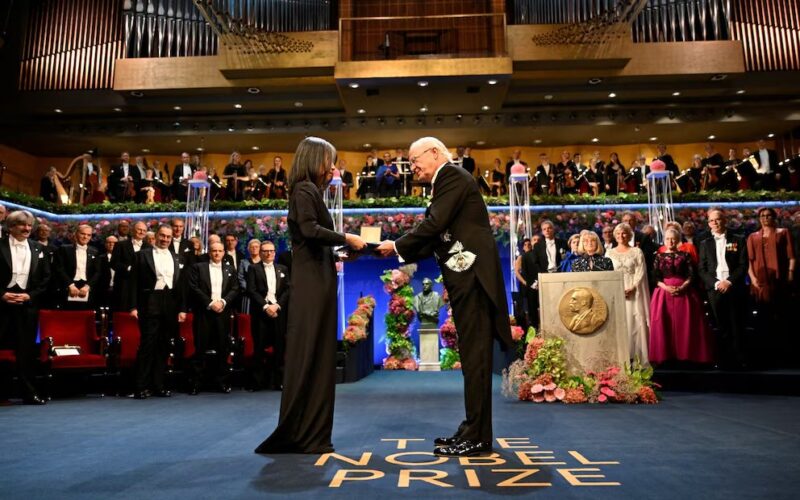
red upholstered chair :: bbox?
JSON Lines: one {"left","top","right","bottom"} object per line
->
{"left": 109, "top": 312, "right": 141, "bottom": 394}
{"left": 236, "top": 313, "right": 254, "bottom": 367}
{"left": 38, "top": 309, "right": 108, "bottom": 397}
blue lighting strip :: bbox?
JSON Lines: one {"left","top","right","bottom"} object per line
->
{"left": 2, "top": 200, "right": 798, "bottom": 222}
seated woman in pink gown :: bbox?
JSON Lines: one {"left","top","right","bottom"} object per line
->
{"left": 649, "top": 228, "right": 714, "bottom": 365}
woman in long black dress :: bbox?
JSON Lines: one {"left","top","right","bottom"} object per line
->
{"left": 255, "top": 137, "right": 365, "bottom": 454}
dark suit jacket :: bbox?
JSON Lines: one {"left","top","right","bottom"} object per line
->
{"left": 111, "top": 238, "right": 147, "bottom": 280}
{"left": 188, "top": 261, "right": 239, "bottom": 312}
{"left": 0, "top": 237, "right": 51, "bottom": 304}
{"left": 126, "top": 247, "right": 185, "bottom": 313}
{"left": 534, "top": 164, "right": 555, "bottom": 193}
{"left": 698, "top": 232, "right": 748, "bottom": 291}
{"left": 755, "top": 149, "right": 779, "bottom": 172}
{"left": 170, "top": 238, "right": 196, "bottom": 266}
{"left": 520, "top": 250, "right": 540, "bottom": 288}
{"left": 394, "top": 164, "right": 514, "bottom": 349}
{"left": 108, "top": 163, "right": 141, "bottom": 200}
{"left": 172, "top": 163, "right": 196, "bottom": 185}
{"left": 40, "top": 177, "right": 58, "bottom": 202}
{"left": 54, "top": 244, "right": 102, "bottom": 293}
{"left": 246, "top": 262, "right": 290, "bottom": 312}
{"left": 532, "top": 237, "right": 568, "bottom": 274}
{"left": 461, "top": 157, "right": 476, "bottom": 175}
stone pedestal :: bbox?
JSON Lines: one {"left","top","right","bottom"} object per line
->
{"left": 538, "top": 271, "right": 628, "bottom": 373}
{"left": 418, "top": 326, "right": 441, "bottom": 371}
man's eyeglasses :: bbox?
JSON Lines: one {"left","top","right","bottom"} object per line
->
{"left": 410, "top": 148, "right": 434, "bottom": 164}
{"left": 262, "top": 249, "right": 276, "bottom": 254}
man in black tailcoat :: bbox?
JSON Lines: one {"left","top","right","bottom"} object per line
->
{"left": 246, "top": 240, "right": 290, "bottom": 391}
{"left": 187, "top": 241, "right": 239, "bottom": 394}
{"left": 378, "top": 137, "right": 515, "bottom": 457}
{"left": 698, "top": 208, "right": 749, "bottom": 369}
{"left": 127, "top": 225, "right": 186, "bottom": 399}
{"left": 110, "top": 221, "right": 148, "bottom": 311}
{"left": 0, "top": 210, "right": 50, "bottom": 404}
{"left": 53, "top": 224, "right": 101, "bottom": 310}
{"left": 531, "top": 219, "right": 568, "bottom": 275}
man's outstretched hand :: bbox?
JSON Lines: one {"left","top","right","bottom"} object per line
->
{"left": 376, "top": 240, "right": 397, "bottom": 257}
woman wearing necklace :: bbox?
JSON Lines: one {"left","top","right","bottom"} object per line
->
{"left": 649, "top": 228, "right": 714, "bottom": 365}
{"left": 255, "top": 137, "right": 366, "bottom": 455}
{"left": 571, "top": 230, "right": 614, "bottom": 272}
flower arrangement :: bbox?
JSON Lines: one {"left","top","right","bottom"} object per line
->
{"left": 502, "top": 330, "right": 660, "bottom": 405}
{"left": 342, "top": 295, "right": 376, "bottom": 345}
{"left": 439, "top": 316, "right": 459, "bottom": 370}
{"left": 380, "top": 265, "right": 418, "bottom": 370}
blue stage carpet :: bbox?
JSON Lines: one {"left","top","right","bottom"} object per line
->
{"left": 2, "top": 371, "right": 799, "bottom": 499}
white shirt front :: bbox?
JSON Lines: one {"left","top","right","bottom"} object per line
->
{"left": 182, "top": 163, "right": 192, "bottom": 179}
{"left": 172, "top": 238, "right": 181, "bottom": 254}
{"left": 7, "top": 238, "right": 31, "bottom": 289}
{"left": 545, "top": 238, "right": 557, "bottom": 271}
{"left": 263, "top": 263, "right": 277, "bottom": 304}
{"left": 153, "top": 248, "right": 174, "bottom": 290}
{"left": 73, "top": 245, "right": 88, "bottom": 282}
{"left": 209, "top": 262, "right": 223, "bottom": 303}
{"left": 714, "top": 233, "right": 730, "bottom": 283}
{"left": 132, "top": 239, "right": 143, "bottom": 252}
{"left": 107, "top": 253, "right": 115, "bottom": 288}
{"left": 758, "top": 149, "right": 770, "bottom": 174}
{"left": 122, "top": 163, "right": 129, "bottom": 178}
{"left": 227, "top": 250, "right": 238, "bottom": 269}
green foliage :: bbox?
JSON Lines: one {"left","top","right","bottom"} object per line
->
{"left": 524, "top": 326, "right": 537, "bottom": 344}
{"left": 440, "top": 347, "right": 460, "bottom": 370}
{"left": 528, "top": 337, "right": 567, "bottom": 384}
{"left": 6, "top": 188, "right": 797, "bottom": 215}
{"left": 624, "top": 358, "right": 656, "bottom": 390}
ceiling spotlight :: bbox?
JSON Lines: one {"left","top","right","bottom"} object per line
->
{"left": 736, "top": 89, "right": 746, "bottom": 95}
{"left": 588, "top": 77, "right": 602, "bottom": 85}
{"left": 357, "top": 108, "right": 366, "bottom": 114}
{"left": 608, "top": 92, "right": 617, "bottom": 98}
{"left": 708, "top": 135, "right": 716, "bottom": 140}
{"left": 672, "top": 91, "right": 681, "bottom": 96}
{"left": 54, "top": 108, "right": 62, "bottom": 113}
{"left": 173, "top": 121, "right": 181, "bottom": 127}
{"left": 348, "top": 82, "right": 360, "bottom": 89}
{"left": 650, "top": 137, "right": 658, "bottom": 141}
{"left": 251, "top": 146, "right": 260, "bottom": 151}
{"left": 234, "top": 103, "right": 243, "bottom": 109}
{"left": 196, "top": 147, "right": 204, "bottom": 152}
{"left": 544, "top": 95, "right": 554, "bottom": 100}
{"left": 247, "top": 87, "right": 261, "bottom": 94}
{"left": 173, "top": 106, "right": 182, "bottom": 111}
{"left": 294, "top": 101, "right": 303, "bottom": 108}
{"left": 768, "top": 133, "right": 775, "bottom": 138}
{"left": 481, "top": 105, "right": 490, "bottom": 111}
{"left": 711, "top": 74, "right": 727, "bottom": 81}
{"left": 363, "top": 143, "right": 371, "bottom": 148}
{"left": 591, "top": 138, "right": 599, "bottom": 143}
{"left": 228, "top": 126, "right": 235, "bottom": 132}
{"left": 113, "top": 107, "right": 122, "bottom": 112}
{"left": 476, "top": 140, "right": 486, "bottom": 145}
{"left": 141, "top": 148, "right": 150, "bottom": 153}
{"left": 176, "top": 139, "right": 181, "bottom": 143}
{"left": 130, "top": 91, "right": 144, "bottom": 97}
{"left": 487, "top": 79, "right": 498, "bottom": 85}
{"left": 534, "top": 139, "right": 542, "bottom": 144}
{"left": 419, "top": 105, "right": 428, "bottom": 113}
{"left": 417, "top": 81, "right": 429, "bottom": 87}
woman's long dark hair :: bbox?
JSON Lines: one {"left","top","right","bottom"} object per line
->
{"left": 288, "top": 137, "right": 336, "bottom": 193}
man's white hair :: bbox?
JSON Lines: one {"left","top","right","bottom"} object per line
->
{"left": 409, "top": 137, "right": 453, "bottom": 163}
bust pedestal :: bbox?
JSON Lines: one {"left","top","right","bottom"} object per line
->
{"left": 418, "top": 326, "right": 441, "bottom": 371}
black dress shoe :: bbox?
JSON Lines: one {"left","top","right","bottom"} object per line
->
{"left": 434, "top": 440, "right": 492, "bottom": 457}
{"left": 23, "top": 394, "right": 47, "bottom": 405}
{"left": 154, "top": 389, "right": 171, "bottom": 397}
{"left": 133, "top": 390, "right": 149, "bottom": 399}
{"left": 434, "top": 436, "right": 461, "bottom": 446}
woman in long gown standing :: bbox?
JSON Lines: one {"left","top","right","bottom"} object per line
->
{"left": 649, "top": 228, "right": 714, "bottom": 364}
{"left": 606, "top": 223, "right": 650, "bottom": 364}
{"left": 255, "top": 137, "right": 365, "bottom": 454}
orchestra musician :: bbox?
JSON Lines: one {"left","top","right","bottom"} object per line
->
{"left": 357, "top": 155, "right": 378, "bottom": 198}
{"left": 754, "top": 139, "right": 780, "bottom": 190}
{"left": 108, "top": 152, "right": 138, "bottom": 203}
{"left": 604, "top": 152, "right": 625, "bottom": 195}
{"left": 223, "top": 151, "right": 246, "bottom": 201}
{"left": 337, "top": 159, "right": 354, "bottom": 199}
{"left": 377, "top": 152, "right": 400, "bottom": 197}
{"left": 700, "top": 143, "right": 724, "bottom": 191}
{"left": 462, "top": 147, "right": 476, "bottom": 176}
{"left": 489, "top": 158, "right": 506, "bottom": 196}
{"left": 534, "top": 153, "right": 555, "bottom": 195}
{"left": 172, "top": 152, "right": 196, "bottom": 201}
{"left": 585, "top": 156, "right": 603, "bottom": 196}
{"left": 266, "top": 156, "right": 288, "bottom": 199}
{"left": 656, "top": 144, "right": 680, "bottom": 178}
{"left": 39, "top": 167, "right": 61, "bottom": 203}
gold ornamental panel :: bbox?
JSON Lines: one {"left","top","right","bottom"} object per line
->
{"left": 558, "top": 286, "right": 608, "bottom": 335}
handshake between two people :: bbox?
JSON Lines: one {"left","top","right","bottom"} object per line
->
{"left": 341, "top": 234, "right": 398, "bottom": 260}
